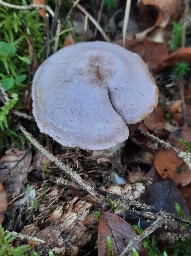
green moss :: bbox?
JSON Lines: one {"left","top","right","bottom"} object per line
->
{"left": 171, "top": 62, "right": 190, "bottom": 80}
{"left": 104, "top": 0, "right": 118, "bottom": 10}
{"left": 169, "top": 22, "right": 183, "bottom": 52}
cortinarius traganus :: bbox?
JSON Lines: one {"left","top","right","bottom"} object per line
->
{"left": 32, "top": 41, "right": 158, "bottom": 152}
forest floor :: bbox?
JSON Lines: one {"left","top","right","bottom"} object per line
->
{"left": 1, "top": 0, "right": 191, "bottom": 255}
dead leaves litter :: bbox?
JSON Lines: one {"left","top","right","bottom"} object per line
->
{"left": 0, "top": 182, "right": 7, "bottom": 224}
{"left": 154, "top": 149, "right": 191, "bottom": 186}
{"left": 139, "top": 0, "right": 183, "bottom": 27}
{"left": 98, "top": 211, "right": 142, "bottom": 256}
{"left": 0, "top": 148, "right": 32, "bottom": 199}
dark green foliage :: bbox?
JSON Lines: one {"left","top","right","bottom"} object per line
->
{"left": 171, "top": 62, "right": 190, "bottom": 80}
{"left": 171, "top": 239, "right": 191, "bottom": 256}
{"left": 143, "top": 236, "right": 162, "bottom": 256}
{"left": 0, "top": 94, "right": 18, "bottom": 130}
{"left": 175, "top": 203, "right": 185, "bottom": 218}
{"left": 106, "top": 236, "right": 115, "bottom": 256}
{"left": 169, "top": 22, "right": 183, "bottom": 52}
{"left": 104, "top": 0, "right": 118, "bottom": 10}
{"left": 179, "top": 138, "right": 191, "bottom": 153}
{"left": 0, "top": 225, "right": 32, "bottom": 256}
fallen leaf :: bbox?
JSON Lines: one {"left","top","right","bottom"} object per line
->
{"left": 32, "top": 151, "right": 50, "bottom": 172}
{"left": 63, "top": 34, "right": 75, "bottom": 47}
{"left": 169, "top": 100, "right": 182, "bottom": 126}
{"left": 154, "top": 150, "right": 191, "bottom": 186}
{"left": 180, "top": 184, "right": 191, "bottom": 213}
{"left": 98, "top": 212, "right": 142, "bottom": 256}
{"left": 115, "top": 40, "right": 168, "bottom": 72}
{"left": 33, "top": 0, "right": 46, "bottom": 18}
{"left": 184, "top": 104, "right": 191, "bottom": 126}
{"left": 141, "top": 180, "right": 189, "bottom": 217}
{"left": 144, "top": 105, "right": 166, "bottom": 135}
{"left": 139, "top": 0, "right": 183, "bottom": 27}
{"left": 0, "top": 182, "right": 7, "bottom": 224}
{"left": 182, "top": 126, "right": 191, "bottom": 142}
{"left": 0, "top": 148, "right": 32, "bottom": 199}
{"left": 155, "top": 47, "right": 191, "bottom": 73}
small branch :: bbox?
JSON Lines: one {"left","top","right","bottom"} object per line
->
{"left": 19, "top": 125, "right": 98, "bottom": 198}
{"left": 0, "top": 83, "right": 9, "bottom": 103}
{"left": 119, "top": 215, "right": 165, "bottom": 256}
{"left": 53, "top": 20, "right": 61, "bottom": 53}
{"left": 76, "top": 3, "right": 110, "bottom": 42}
{"left": 93, "top": 0, "right": 104, "bottom": 38}
{"left": 181, "top": 0, "right": 190, "bottom": 47}
{"left": 123, "top": 0, "right": 132, "bottom": 48}
{"left": 142, "top": 131, "right": 191, "bottom": 170}
{"left": 62, "top": 0, "right": 81, "bottom": 29}
{"left": 0, "top": 0, "right": 55, "bottom": 18}
{"left": 5, "top": 230, "right": 45, "bottom": 244}
{"left": 51, "top": 0, "right": 62, "bottom": 34}
{"left": 13, "top": 110, "right": 34, "bottom": 121}
{"left": 179, "top": 79, "right": 187, "bottom": 125}
{"left": 45, "top": 13, "right": 51, "bottom": 58}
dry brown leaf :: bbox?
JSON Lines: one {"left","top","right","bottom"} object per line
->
{"left": 154, "top": 150, "right": 191, "bottom": 186}
{"left": 0, "top": 148, "right": 32, "bottom": 199}
{"left": 98, "top": 212, "right": 142, "bottom": 256}
{"left": 169, "top": 100, "right": 182, "bottom": 126}
{"left": 33, "top": 0, "right": 46, "bottom": 18}
{"left": 154, "top": 150, "right": 182, "bottom": 180}
{"left": 155, "top": 47, "right": 191, "bottom": 72}
{"left": 139, "top": 0, "right": 183, "bottom": 27}
{"left": 0, "top": 182, "right": 7, "bottom": 224}
{"left": 115, "top": 40, "right": 168, "bottom": 72}
{"left": 182, "top": 126, "right": 191, "bottom": 142}
{"left": 63, "top": 34, "right": 75, "bottom": 47}
{"left": 144, "top": 105, "right": 166, "bottom": 135}
{"left": 180, "top": 184, "right": 191, "bottom": 213}
{"left": 141, "top": 180, "right": 190, "bottom": 217}
{"left": 32, "top": 151, "right": 50, "bottom": 172}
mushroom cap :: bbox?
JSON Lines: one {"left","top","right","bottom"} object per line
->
{"left": 32, "top": 41, "right": 158, "bottom": 150}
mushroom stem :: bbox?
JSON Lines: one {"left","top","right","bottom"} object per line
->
{"left": 92, "top": 142, "right": 125, "bottom": 158}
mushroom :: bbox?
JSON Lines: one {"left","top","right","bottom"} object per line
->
{"left": 32, "top": 41, "right": 158, "bottom": 155}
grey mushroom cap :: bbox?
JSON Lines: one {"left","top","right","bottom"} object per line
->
{"left": 32, "top": 41, "right": 158, "bottom": 150}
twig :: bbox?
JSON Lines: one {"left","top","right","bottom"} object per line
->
{"left": 76, "top": 3, "right": 110, "bottom": 42}
{"left": 51, "top": 0, "right": 62, "bottom": 34}
{"left": 123, "top": 0, "right": 132, "bottom": 48}
{"left": 181, "top": 0, "right": 190, "bottom": 47}
{"left": 50, "top": 0, "right": 62, "bottom": 53}
{"left": 179, "top": 79, "right": 187, "bottom": 125}
{"left": 142, "top": 131, "right": 191, "bottom": 169}
{"left": 119, "top": 215, "right": 165, "bottom": 256}
{"left": 0, "top": 0, "right": 55, "bottom": 18}
{"left": 45, "top": 13, "right": 51, "bottom": 58}
{"left": 5, "top": 230, "right": 45, "bottom": 244}
{"left": 0, "top": 83, "right": 9, "bottom": 103}
{"left": 62, "top": 0, "right": 81, "bottom": 29}
{"left": 19, "top": 125, "right": 98, "bottom": 198}
{"left": 13, "top": 110, "right": 34, "bottom": 121}
{"left": 53, "top": 20, "right": 61, "bottom": 52}
{"left": 94, "top": 0, "right": 104, "bottom": 38}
